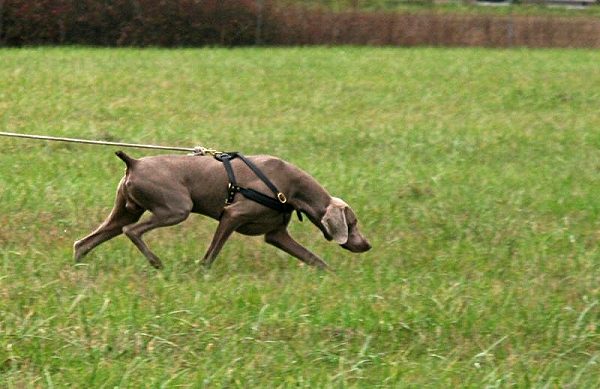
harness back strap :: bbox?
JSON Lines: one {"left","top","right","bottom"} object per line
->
{"left": 217, "top": 152, "right": 303, "bottom": 220}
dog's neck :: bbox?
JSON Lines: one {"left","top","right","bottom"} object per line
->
{"left": 290, "top": 171, "right": 332, "bottom": 231}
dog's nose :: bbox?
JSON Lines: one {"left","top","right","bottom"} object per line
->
{"left": 360, "top": 241, "right": 372, "bottom": 252}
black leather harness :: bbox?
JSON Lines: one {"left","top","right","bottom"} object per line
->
{"left": 215, "top": 152, "right": 303, "bottom": 221}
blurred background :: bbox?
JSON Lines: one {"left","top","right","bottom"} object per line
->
{"left": 1, "top": 0, "right": 600, "bottom": 48}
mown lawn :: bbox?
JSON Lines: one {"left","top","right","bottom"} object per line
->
{"left": 1, "top": 47, "right": 599, "bottom": 387}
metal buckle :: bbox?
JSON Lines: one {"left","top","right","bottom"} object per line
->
{"left": 225, "top": 183, "right": 236, "bottom": 205}
{"left": 277, "top": 192, "right": 287, "bottom": 203}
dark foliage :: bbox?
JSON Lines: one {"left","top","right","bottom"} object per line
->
{"left": 0, "top": 0, "right": 261, "bottom": 46}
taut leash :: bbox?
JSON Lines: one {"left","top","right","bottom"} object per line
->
{"left": 0, "top": 131, "right": 214, "bottom": 154}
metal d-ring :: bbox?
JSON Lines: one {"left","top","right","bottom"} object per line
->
{"left": 277, "top": 192, "right": 287, "bottom": 203}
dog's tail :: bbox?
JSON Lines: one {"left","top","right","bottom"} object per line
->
{"left": 115, "top": 150, "right": 137, "bottom": 169}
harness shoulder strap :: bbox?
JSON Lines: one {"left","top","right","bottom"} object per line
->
{"left": 235, "top": 154, "right": 281, "bottom": 199}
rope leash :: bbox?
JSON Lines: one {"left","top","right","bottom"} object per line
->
{"left": 0, "top": 131, "right": 221, "bottom": 156}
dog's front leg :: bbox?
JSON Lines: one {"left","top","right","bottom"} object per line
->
{"left": 265, "top": 229, "right": 329, "bottom": 270}
{"left": 201, "top": 208, "right": 245, "bottom": 268}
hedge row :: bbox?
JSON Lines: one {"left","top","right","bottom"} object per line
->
{"left": 1, "top": 0, "right": 600, "bottom": 48}
{"left": 269, "top": 7, "right": 600, "bottom": 48}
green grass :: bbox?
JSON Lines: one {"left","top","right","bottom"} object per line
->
{"left": 1, "top": 47, "right": 600, "bottom": 387}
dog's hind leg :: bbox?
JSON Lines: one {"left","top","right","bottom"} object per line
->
{"left": 74, "top": 179, "right": 144, "bottom": 262}
{"left": 122, "top": 204, "right": 191, "bottom": 269}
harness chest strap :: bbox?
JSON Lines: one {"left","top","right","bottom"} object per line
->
{"left": 217, "top": 152, "right": 303, "bottom": 221}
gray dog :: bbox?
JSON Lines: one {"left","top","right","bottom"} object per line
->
{"left": 73, "top": 151, "right": 371, "bottom": 269}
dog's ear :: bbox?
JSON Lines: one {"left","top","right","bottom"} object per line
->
{"left": 321, "top": 197, "right": 349, "bottom": 244}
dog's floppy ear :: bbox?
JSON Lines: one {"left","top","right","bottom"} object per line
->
{"left": 321, "top": 197, "right": 349, "bottom": 244}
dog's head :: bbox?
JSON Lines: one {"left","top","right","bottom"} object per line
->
{"left": 320, "top": 197, "right": 371, "bottom": 253}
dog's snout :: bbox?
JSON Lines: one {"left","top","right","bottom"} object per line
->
{"left": 341, "top": 238, "right": 371, "bottom": 253}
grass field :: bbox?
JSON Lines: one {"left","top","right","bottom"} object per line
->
{"left": 1, "top": 47, "right": 599, "bottom": 387}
